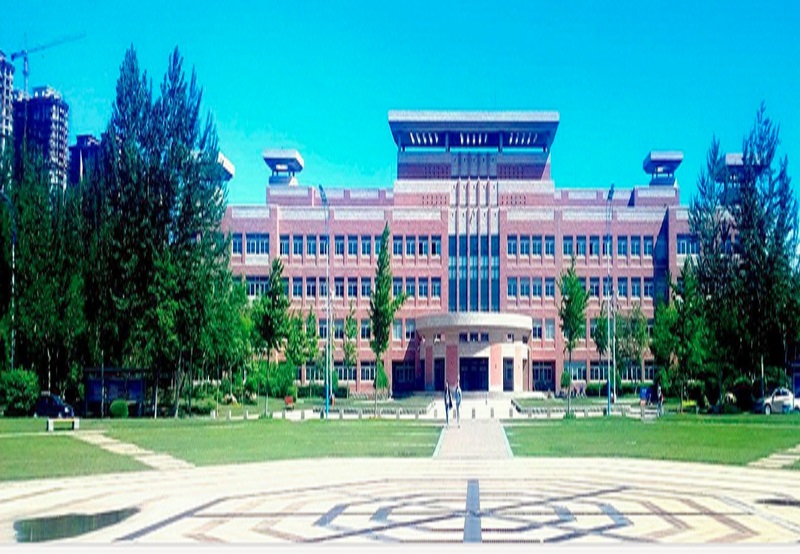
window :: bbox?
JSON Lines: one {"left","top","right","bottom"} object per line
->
{"left": 392, "top": 319, "right": 402, "bottom": 341}
{"left": 480, "top": 333, "right": 489, "bottom": 342}
{"left": 507, "top": 235, "right": 518, "bottom": 256}
{"left": 431, "top": 235, "right": 442, "bottom": 256}
{"left": 532, "top": 236, "right": 542, "bottom": 256}
{"left": 393, "top": 277, "right": 403, "bottom": 297}
{"left": 319, "top": 318, "right": 328, "bottom": 339}
{"left": 282, "top": 277, "right": 289, "bottom": 296}
{"left": 545, "top": 277, "right": 555, "bottom": 298}
{"left": 612, "top": 237, "right": 625, "bottom": 259}
{"left": 631, "top": 236, "right": 641, "bottom": 256}
{"left": 532, "top": 319, "right": 543, "bottom": 339}
{"left": 361, "top": 278, "right": 372, "bottom": 298}
{"left": 590, "top": 318, "right": 598, "bottom": 339}
{"left": 361, "top": 361, "right": 376, "bottom": 382}
{"left": 418, "top": 278, "right": 429, "bottom": 298}
{"left": 520, "top": 237, "right": 530, "bottom": 256}
{"left": 603, "top": 276, "right": 611, "bottom": 297}
{"left": 590, "top": 361, "right": 607, "bottom": 381}
{"left": 335, "top": 235, "right": 345, "bottom": 256}
{"left": 305, "top": 277, "right": 317, "bottom": 298}
{"left": 566, "top": 361, "right": 586, "bottom": 381}
{"left": 348, "top": 235, "right": 358, "bottom": 256}
{"left": 292, "top": 277, "right": 303, "bottom": 298}
{"left": 360, "top": 319, "right": 371, "bottom": 340}
{"left": 507, "top": 333, "right": 515, "bottom": 343}
{"left": 459, "top": 332, "right": 468, "bottom": 343}
{"left": 579, "top": 277, "right": 586, "bottom": 292}
{"left": 319, "top": 277, "right": 328, "bottom": 298}
{"left": 293, "top": 235, "right": 303, "bottom": 256}
{"left": 507, "top": 277, "right": 518, "bottom": 297}
{"left": 405, "top": 318, "right": 416, "bottom": 340}
{"left": 563, "top": 236, "right": 573, "bottom": 256}
{"left": 307, "top": 235, "right": 317, "bottom": 256}
{"left": 374, "top": 235, "right": 382, "bottom": 255}
{"left": 279, "top": 235, "right": 289, "bottom": 256}
{"left": 418, "top": 236, "right": 429, "bottom": 256}
{"left": 245, "top": 276, "right": 269, "bottom": 297}
{"left": 334, "top": 277, "right": 344, "bottom": 298}
{"left": 319, "top": 236, "right": 328, "bottom": 256}
{"left": 431, "top": 277, "right": 441, "bottom": 298}
{"left": 347, "top": 277, "right": 358, "bottom": 298}
{"left": 576, "top": 236, "right": 586, "bottom": 256}
{"left": 405, "top": 277, "right": 416, "bottom": 298}
{"left": 545, "top": 236, "right": 555, "bottom": 257}
{"left": 589, "top": 277, "right": 599, "bottom": 298}
{"left": 361, "top": 235, "right": 372, "bottom": 256}
{"left": 470, "top": 332, "right": 479, "bottom": 342}
{"left": 644, "top": 236, "right": 654, "bottom": 257}
{"left": 631, "top": 277, "right": 641, "bottom": 298}
{"left": 334, "top": 319, "right": 344, "bottom": 340}
{"left": 520, "top": 277, "right": 530, "bottom": 298}
{"left": 232, "top": 233, "right": 242, "bottom": 255}
{"left": 644, "top": 278, "right": 654, "bottom": 298}
{"left": 406, "top": 235, "right": 416, "bottom": 257}
{"left": 246, "top": 233, "right": 270, "bottom": 255}
{"left": 617, "top": 277, "right": 628, "bottom": 299}
{"left": 644, "top": 361, "right": 655, "bottom": 381}
{"left": 545, "top": 318, "right": 555, "bottom": 340}
{"left": 677, "top": 234, "right": 700, "bottom": 255}
{"left": 589, "top": 236, "right": 600, "bottom": 256}
{"left": 393, "top": 236, "right": 403, "bottom": 256}
{"left": 603, "top": 236, "right": 611, "bottom": 257}
{"left": 532, "top": 277, "right": 542, "bottom": 298}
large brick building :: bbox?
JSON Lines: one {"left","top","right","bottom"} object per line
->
{"left": 222, "top": 111, "right": 697, "bottom": 394}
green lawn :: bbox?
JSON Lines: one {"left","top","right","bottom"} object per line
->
{"left": 106, "top": 419, "right": 441, "bottom": 466}
{"left": 0, "top": 434, "right": 148, "bottom": 481}
{"left": 513, "top": 395, "right": 642, "bottom": 408}
{"left": 505, "top": 413, "right": 800, "bottom": 466}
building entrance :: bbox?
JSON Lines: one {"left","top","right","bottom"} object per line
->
{"left": 459, "top": 357, "right": 489, "bottom": 391}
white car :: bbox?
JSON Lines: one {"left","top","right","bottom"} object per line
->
{"left": 757, "top": 388, "right": 799, "bottom": 415}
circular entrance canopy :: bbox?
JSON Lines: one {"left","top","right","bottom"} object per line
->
{"left": 416, "top": 312, "right": 533, "bottom": 336}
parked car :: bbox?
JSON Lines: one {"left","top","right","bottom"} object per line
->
{"left": 34, "top": 394, "right": 75, "bottom": 419}
{"left": 754, "top": 387, "right": 799, "bottom": 415}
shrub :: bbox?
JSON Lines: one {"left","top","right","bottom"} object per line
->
{"left": 268, "top": 361, "right": 295, "bottom": 399}
{"left": 686, "top": 380, "right": 707, "bottom": 409}
{"left": 179, "top": 397, "right": 216, "bottom": 416}
{"left": 109, "top": 398, "right": 129, "bottom": 419}
{"left": 0, "top": 369, "right": 40, "bottom": 416}
{"left": 731, "top": 377, "right": 755, "bottom": 412}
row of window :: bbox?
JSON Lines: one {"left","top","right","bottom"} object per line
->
{"left": 306, "top": 361, "right": 377, "bottom": 383}
{"left": 250, "top": 276, "right": 445, "bottom": 300}
{"left": 507, "top": 234, "right": 657, "bottom": 259}
{"left": 532, "top": 361, "right": 656, "bottom": 386}
{"left": 507, "top": 276, "right": 656, "bottom": 300}
{"left": 677, "top": 234, "right": 700, "bottom": 255}
{"left": 392, "top": 235, "right": 442, "bottom": 257}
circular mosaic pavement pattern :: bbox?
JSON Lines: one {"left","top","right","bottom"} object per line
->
{"left": 3, "top": 458, "right": 800, "bottom": 544}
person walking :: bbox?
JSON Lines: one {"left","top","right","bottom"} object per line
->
{"left": 657, "top": 384, "right": 663, "bottom": 417}
{"left": 443, "top": 383, "right": 452, "bottom": 427}
{"left": 454, "top": 380, "right": 462, "bottom": 427}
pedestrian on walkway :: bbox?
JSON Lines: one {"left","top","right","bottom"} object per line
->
{"left": 444, "top": 383, "right": 452, "bottom": 427}
{"left": 454, "top": 380, "right": 462, "bottom": 427}
{"left": 657, "top": 384, "right": 663, "bottom": 417}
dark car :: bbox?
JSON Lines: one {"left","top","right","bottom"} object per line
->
{"left": 34, "top": 394, "right": 75, "bottom": 419}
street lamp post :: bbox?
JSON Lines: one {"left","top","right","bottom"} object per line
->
{"left": 318, "top": 184, "right": 331, "bottom": 420}
{"left": 606, "top": 183, "right": 614, "bottom": 416}
{"left": 0, "top": 191, "right": 16, "bottom": 372}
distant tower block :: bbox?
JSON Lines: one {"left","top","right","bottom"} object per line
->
{"left": 643, "top": 151, "right": 683, "bottom": 186}
{"left": 263, "top": 148, "right": 304, "bottom": 186}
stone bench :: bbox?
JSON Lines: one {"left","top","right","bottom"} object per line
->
{"left": 47, "top": 418, "right": 79, "bottom": 432}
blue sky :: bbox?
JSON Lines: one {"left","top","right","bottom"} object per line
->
{"left": 3, "top": 1, "right": 799, "bottom": 205}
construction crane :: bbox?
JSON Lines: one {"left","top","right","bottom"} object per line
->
{"left": 10, "top": 32, "right": 86, "bottom": 95}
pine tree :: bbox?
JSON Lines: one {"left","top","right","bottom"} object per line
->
{"left": 369, "top": 223, "right": 405, "bottom": 413}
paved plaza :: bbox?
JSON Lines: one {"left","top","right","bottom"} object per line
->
{"left": 3, "top": 397, "right": 800, "bottom": 545}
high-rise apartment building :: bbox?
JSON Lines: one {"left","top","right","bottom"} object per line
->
{"left": 13, "top": 86, "right": 69, "bottom": 189}
{"left": 222, "top": 110, "right": 696, "bottom": 395}
{"left": 0, "top": 51, "right": 14, "bottom": 153}
{"left": 68, "top": 133, "right": 101, "bottom": 187}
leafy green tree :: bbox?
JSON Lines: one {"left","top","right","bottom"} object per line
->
{"left": 591, "top": 302, "right": 610, "bottom": 397}
{"left": 343, "top": 301, "right": 358, "bottom": 383}
{"left": 303, "top": 309, "right": 320, "bottom": 381}
{"left": 557, "top": 257, "right": 587, "bottom": 415}
{"left": 651, "top": 299, "right": 678, "bottom": 389}
{"left": 253, "top": 258, "right": 290, "bottom": 364}
{"left": 369, "top": 223, "right": 405, "bottom": 413}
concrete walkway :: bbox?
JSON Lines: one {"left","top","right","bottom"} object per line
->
{"left": 74, "top": 432, "right": 194, "bottom": 471}
{"left": 748, "top": 443, "right": 800, "bottom": 469}
{"left": 434, "top": 418, "right": 513, "bottom": 459}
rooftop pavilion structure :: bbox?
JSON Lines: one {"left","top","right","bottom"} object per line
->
{"left": 263, "top": 148, "right": 304, "bottom": 186}
{"left": 643, "top": 151, "right": 684, "bottom": 186}
{"left": 388, "top": 110, "right": 560, "bottom": 152}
